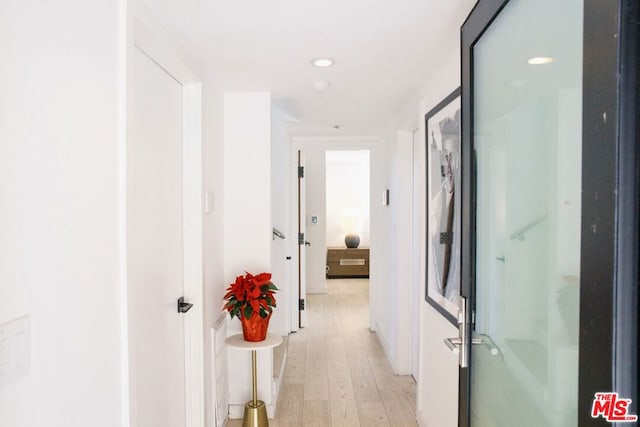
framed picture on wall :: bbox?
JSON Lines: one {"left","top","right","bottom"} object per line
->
{"left": 425, "top": 87, "right": 462, "bottom": 326}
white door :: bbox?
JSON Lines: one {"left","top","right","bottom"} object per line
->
{"left": 128, "top": 46, "right": 188, "bottom": 427}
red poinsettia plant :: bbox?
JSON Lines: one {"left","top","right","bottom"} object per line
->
{"left": 223, "top": 272, "right": 279, "bottom": 320}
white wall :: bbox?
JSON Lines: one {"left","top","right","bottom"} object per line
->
{"left": 325, "top": 150, "right": 370, "bottom": 248}
{"left": 413, "top": 50, "right": 463, "bottom": 427}
{"left": 0, "top": 1, "right": 124, "bottom": 426}
{"left": 367, "top": 130, "right": 416, "bottom": 376}
{"left": 407, "top": 2, "right": 476, "bottom": 425}
{"left": 368, "top": 133, "right": 395, "bottom": 358}
{"left": 223, "top": 93, "right": 276, "bottom": 413}
{"left": 391, "top": 131, "right": 414, "bottom": 375}
{"left": 223, "top": 92, "right": 272, "bottom": 287}
{"left": 201, "top": 81, "right": 226, "bottom": 427}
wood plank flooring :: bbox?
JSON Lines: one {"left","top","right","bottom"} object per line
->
{"left": 227, "top": 279, "right": 417, "bottom": 427}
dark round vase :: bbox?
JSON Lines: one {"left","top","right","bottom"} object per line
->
{"left": 345, "top": 234, "right": 360, "bottom": 248}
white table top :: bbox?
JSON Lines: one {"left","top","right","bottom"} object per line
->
{"left": 225, "top": 334, "right": 283, "bottom": 351}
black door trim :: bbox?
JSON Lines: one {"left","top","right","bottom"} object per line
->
{"left": 578, "top": 1, "right": 620, "bottom": 422}
{"left": 459, "top": 1, "right": 509, "bottom": 426}
{"left": 580, "top": 0, "right": 640, "bottom": 424}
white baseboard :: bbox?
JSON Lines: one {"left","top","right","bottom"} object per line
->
{"left": 272, "top": 348, "right": 287, "bottom": 414}
{"left": 228, "top": 404, "right": 242, "bottom": 419}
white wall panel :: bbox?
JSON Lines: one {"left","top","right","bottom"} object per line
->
{"left": 223, "top": 92, "right": 274, "bottom": 414}
{"left": 0, "top": 1, "right": 123, "bottom": 426}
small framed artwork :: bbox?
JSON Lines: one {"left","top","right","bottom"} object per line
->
{"left": 425, "top": 87, "right": 462, "bottom": 326}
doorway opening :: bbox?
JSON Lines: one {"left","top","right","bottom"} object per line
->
{"left": 325, "top": 150, "right": 371, "bottom": 281}
{"left": 323, "top": 148, "right": 372, "bottom": 362}
{"left": 283, "top": 133, "right": 422, "bottom": 424}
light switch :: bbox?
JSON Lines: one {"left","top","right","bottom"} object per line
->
{"left": 205, "top": 191, "right": 214, "bottom": 214}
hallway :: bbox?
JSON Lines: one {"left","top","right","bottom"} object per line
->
{"left": 228, "top": 279, "right": 417, "bottom": 426}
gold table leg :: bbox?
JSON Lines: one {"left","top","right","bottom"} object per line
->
{"left": 242, "top": 350, "right": 269, "bottom": 427}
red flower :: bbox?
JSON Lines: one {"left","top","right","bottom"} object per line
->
{"left": 223, "top": 271, "right": 279, "bottom": 320}
{"left": 254, "top": 272, "right": 272, "bottom": 286}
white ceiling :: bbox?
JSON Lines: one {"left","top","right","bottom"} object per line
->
{"left": 145, "top": 0, "right": 475, "bottom": 129}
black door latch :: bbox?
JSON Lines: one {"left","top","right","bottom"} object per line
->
{"left": 177, "top": 297, "right": 193, "bottom": 313}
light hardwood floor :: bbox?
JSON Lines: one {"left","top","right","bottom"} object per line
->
{"left": 227, "top": 279, "right": 417, "bottom": 427}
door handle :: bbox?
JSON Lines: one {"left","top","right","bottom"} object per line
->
{"left": 443, "top": 297, "right": 473, "bottom": 367}
{"left": 444, "top": 337, "right": 461, "bottom": 354}
{"left": 444, "top": 335, "right": 500, "bottom": 357}
{"left": 305, "top": 241, "right": 311, "bottom": 246}
{"left": 443, "top": 336, "right": 484, "bottom": 354}
{"left": 177, "top": 297, "right": 193, "bottom": 314}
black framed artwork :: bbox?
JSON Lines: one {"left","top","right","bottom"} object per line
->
{"left": 425, "top": 87, "right": 462, "bottom": 326}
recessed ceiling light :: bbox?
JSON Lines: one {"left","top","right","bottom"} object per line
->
{"left": 312, "top": 57, "right": 334, "bottom": 67}
{"left": 528, "top": 56, "right": 553, "bottom": 65}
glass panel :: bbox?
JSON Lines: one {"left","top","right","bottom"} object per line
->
{"left": 471, "top": 0, "right": 582, "bottom": 425}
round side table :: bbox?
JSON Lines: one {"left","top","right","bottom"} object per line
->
{"left": 225, "top": 334, "right": 283, "bottom": 427}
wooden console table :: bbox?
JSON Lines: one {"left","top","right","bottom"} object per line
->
{"left": 326, "top": 247, "right": 370, "bottom": 278}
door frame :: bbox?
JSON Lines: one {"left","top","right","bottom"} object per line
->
{"left": 288, "top": 137, "right": 379, "bottom": 333}
{"left": 288, "top": 143, "right": 303, "bottom": 332}
{"left": 460, "top": 0, "right": 639, "bottom": 425}
{"left": 296, "top": 149, "right": 307, "bottom": 330}
{"left": 124, "top": 16, "right": 204, "bottom": 427}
